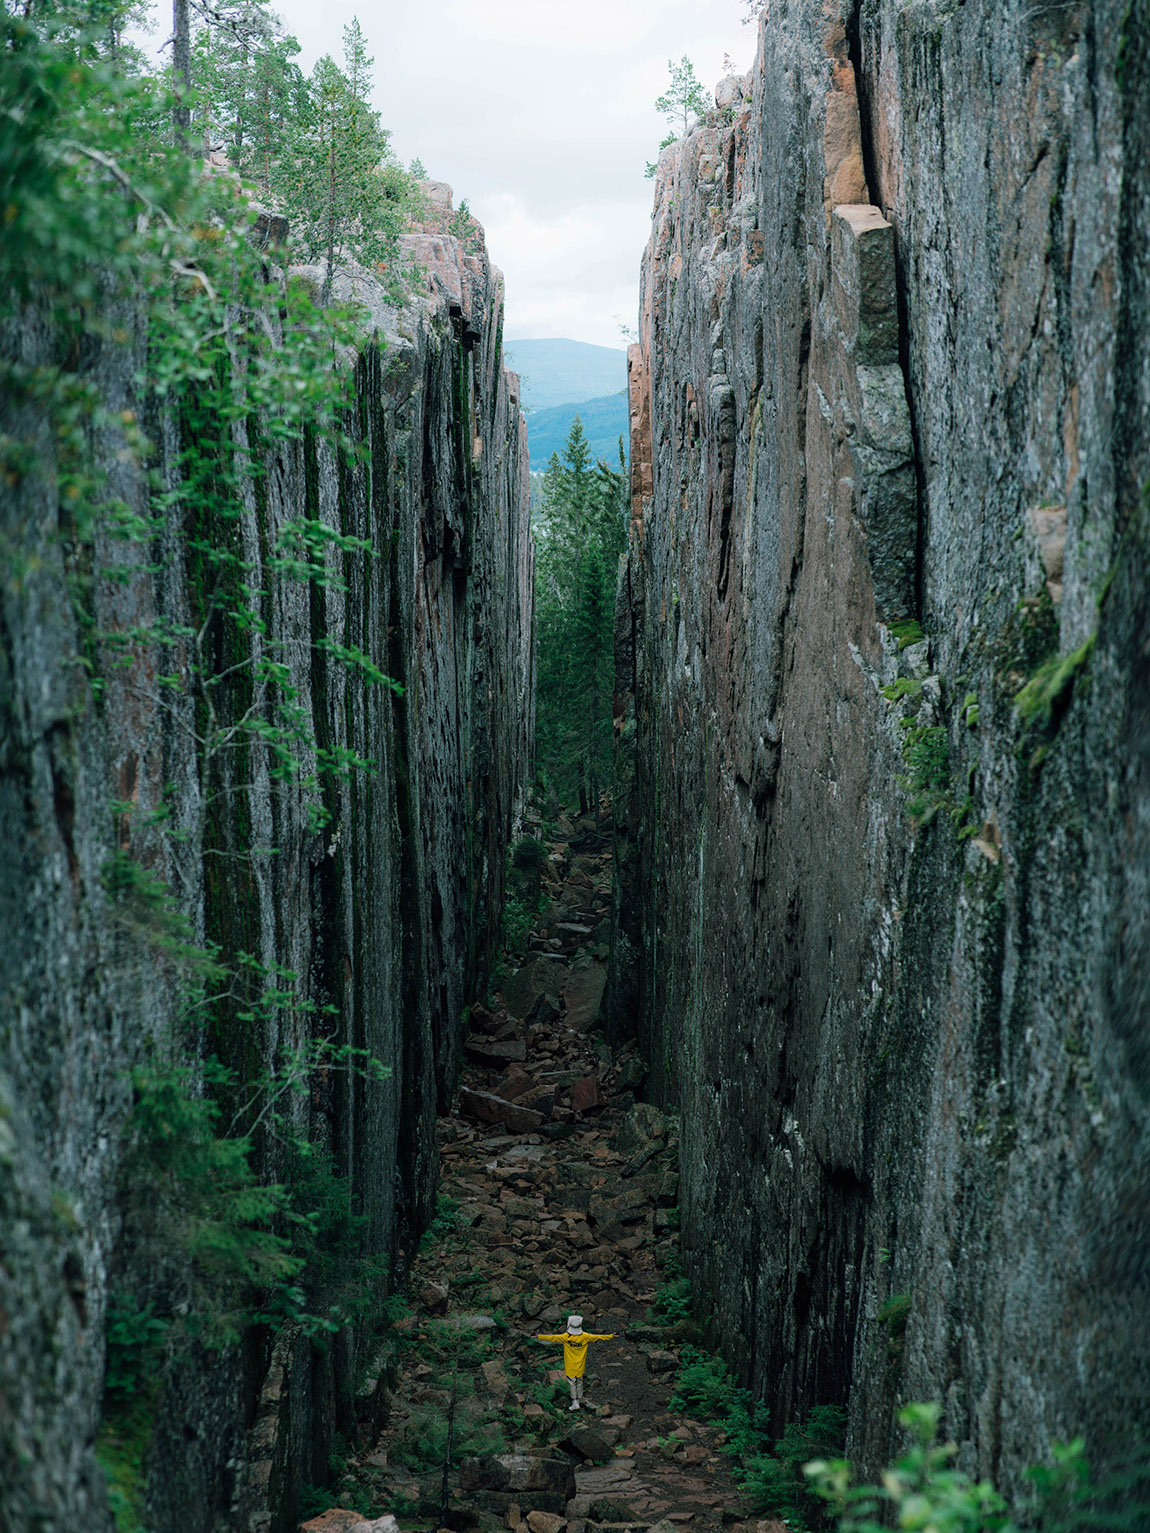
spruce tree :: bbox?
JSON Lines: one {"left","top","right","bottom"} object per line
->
{"left": 534, "top": 419, "right": 628, "bottom": 816}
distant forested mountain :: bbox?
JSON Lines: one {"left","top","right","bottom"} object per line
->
{"left": 503, "top": 337, "right": 627, "bottom": 412}
{"left": 527, "top": 391, "right": 629, "bottom": 468}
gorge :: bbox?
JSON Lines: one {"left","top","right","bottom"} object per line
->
{"left": 2, "top": 1, "right": 1148, "bottom": 1530}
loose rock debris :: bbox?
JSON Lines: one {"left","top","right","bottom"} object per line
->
{"left": 302, "top": 817, "right": 762, "bottom": 1533}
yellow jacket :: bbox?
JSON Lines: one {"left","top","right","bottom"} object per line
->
{"left": 536, "top": 1330, "right": 614, "bottom": 1378}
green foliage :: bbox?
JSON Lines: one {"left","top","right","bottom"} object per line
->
{"left": 809, "top": 1402, "right": 1013, "bottom": 1532}
{"left": 190, "top": 5, "right": 305, "bottom": 195}
{"left": 670, "top": 1345, "right": 769, "bottom": 1456}
{"left": 419, "top": 1194, "right": 462, "bottom": 1251}
{"left": 742, "top": 1406, "right": 847, "bottom": 1524}
{"left": 276, "top": 19, "right": 420, "bottom": 302}
{"left": 1014, "top": 635, "right": 1095, "bottom": 732}
{"left": 646, "top": 54, "right": 710, "bottom": 175}
{"left": 994, "top": 590, "right": 1061, "bottom": 690}
{"left": 889, "top": 618, "right": 926, "bottom": 650}
{"left": 101, "top": 852, "right": 223, "bottom": 969}
{"left": 879, "top": 676, "right": 923, "bottom": 703}
{"left": 500, "top": 895, "right": 533, "bottom": 958}
{"left": 534, "top": 417, "right": 628, "bottom": 813}
{"left": 899, "top": 720, "right": 951, "bottom": 821}
{"left": 1027, "top": 1438, "right": 1150, "bottom": 1532}
{"left": 649, "top": 1275, "right": 693, "bottom": 1324}
{"left": 393, "top": 1406, "right": 506, "bottom": 1472}
{"left": 110, "top": 1036, "right": 392, "bottom": 1369}
{"left": 672, "top": 1346, "right": 844, "bottom": 1526}
{"left": 95, "top": 1394, "right": 155, "bottom": 1533}
{"left": 104, "top": 1295, "right": 168, "bottom": 1403}
{"left": 809, "top": 1406, "right": 1150, "bottom": 1533}
{"left": 877, "top": 1292, "right": 912, "bottom": 1336}
{"left": 124, "top": 1060, "right": 302, "bottom": 1343}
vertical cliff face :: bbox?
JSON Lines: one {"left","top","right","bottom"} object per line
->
{"left": 0, "top": 188, "right": 532, "bottom": 1532}
{"left": 615, "top": 0, "right": 1148, "bottom": 1494}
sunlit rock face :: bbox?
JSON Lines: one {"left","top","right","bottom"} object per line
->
{"left": 0, "top": 191, "right": 533, "bottom": 1532}
{"left": 613, "top": 0, "right": 1149, "bottom": 1498}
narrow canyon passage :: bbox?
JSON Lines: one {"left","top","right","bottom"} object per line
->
{"left": 307, "top": 815, "right": 761, "bottom": 1533}
{"left": 4, "top": 1, "right": 1147, "bottom": 1526}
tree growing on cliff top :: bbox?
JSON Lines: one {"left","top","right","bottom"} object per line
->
{"left": 276, "top": 17, "right": 416, "bottom": 301}
{"left": 646, "top": 54, "right": 709, "bottom": 178}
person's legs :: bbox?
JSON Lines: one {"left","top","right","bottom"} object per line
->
{"left": 568, "top": 1376, "right": 580, "bottom": 1410}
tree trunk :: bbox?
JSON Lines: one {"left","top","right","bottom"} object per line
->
{"left": 323, "top": 134, "right": 336, "bottom": 305}
{"left": 172, "top": 0, "right": 192, "bottom": 148}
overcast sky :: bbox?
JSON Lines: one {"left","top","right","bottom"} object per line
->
{"left": 243, "top": 0, "right": 756, "bottom": 347}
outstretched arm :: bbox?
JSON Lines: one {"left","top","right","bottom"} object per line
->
{"left": 536, "top": 1333, "right": 567, "bottom": 1343}
{"left": 585, "top": 1332, "right": 616, "bottom": 1341}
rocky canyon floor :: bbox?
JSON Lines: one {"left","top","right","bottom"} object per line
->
{"left": 301, "top": 816, "right": 770, "bottom": 1533}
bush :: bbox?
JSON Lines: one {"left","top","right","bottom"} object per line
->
{"left": 649, "top": 1276, "right": 693, "bottom": 1325}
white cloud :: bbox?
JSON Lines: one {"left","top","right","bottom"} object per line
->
{"left": 136, "top": 0, "right": 755, "bottom": 345}
{"left": 280, "top": 0, "right": 754, "bottom": 345}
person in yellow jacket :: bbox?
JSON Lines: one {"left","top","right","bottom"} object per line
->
{"left": 536, "top": 1313, "right": 616, "bottom": 1411}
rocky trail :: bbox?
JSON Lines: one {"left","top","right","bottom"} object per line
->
{"left": 302, "top": 815, "right": 769, "bottom": 1533}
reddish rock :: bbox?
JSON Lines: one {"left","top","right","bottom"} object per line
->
{"left": 526, "top": 1513, "right": 566, "bottom": 1533}
{"left": 571, "top": 1075, "right": 601, "bottom": 1113}
{"left": 299, "top": 1515, "right": 399, "bottom": 1533}
{"left": 459, "top": 1087, "right": 545, "bottom": 1134}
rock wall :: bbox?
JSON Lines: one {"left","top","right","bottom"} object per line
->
{"left": 614, "top": 0, "right": 1149, "bottom": 1498}
{"left": 0, "top": 187, "right": 533, "bottom": 1532}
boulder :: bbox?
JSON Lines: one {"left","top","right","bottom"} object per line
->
{"left": 645, "top": 1349, "right": 678, "bottom": 1373}
{"left": 459, "top": 1087, "right": 544, "bottom": 1135}
{"left": 610, "top": 1103, "right": 669, "bottom": 1156}
{"left": 300, "top": 1516, "right": 399, "bottom": 1533}
{"left": 571, "top": 1075, "right": 601, "bottom": 1113}
{"left": 419, "top": 1279, "right": 450, "bottom": 1314}
{"left": 562, "top": 963, "right": 606, "bottom": 1032}
{"left": 460, "top": 1455, "right": 576, "bottom": 1497}
{"left": 714, "top": 71, "right": 752, "bottom": 109}
{"left": 481, "top": 1359, "right": 510, "bottom": 1397}
{"left": 557, "top": 1425, "right": 613, "bottom": 1464}
{"left": 466, "top": 1037, "right": 528, "bottom": 1066}
{"left": 526, "top": 1513, "right": 567, "bottom": 1533}
{"left": 503, "top": 958, "right": 567, "bottom": 1020}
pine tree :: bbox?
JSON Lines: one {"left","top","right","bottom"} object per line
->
{"left": 646, "top": 55, "right": 710, "bottom": 177}
{"left": 276, "top": 17, "right": 414, "bottom": 302}
{"left": 189, "top": 4, "right": 303, "bottom": 193}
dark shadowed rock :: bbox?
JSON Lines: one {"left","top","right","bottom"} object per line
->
{"left": 460, "top": 1455, "right": 576, "bottom": 1497}
{"left": 503, "top": 958, "right": 568, "bottom": 1021}
{"left": 557, "top": 1426, "right": 613, "bottom": 1464}
{"left": 459, "top": 1088, "right": 544, "bottom": 1135}
{"left": 562, "top": 963, "right": 607, "bottom": 1032}
{"left": 465, "top": 1037, "right": 528, "bottom": 1066}
{"left": 571, "top": 1075, "right": 601, "bottom": 1113}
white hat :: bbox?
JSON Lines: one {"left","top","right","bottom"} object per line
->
{"left": 567, "top": 1314, "right": 583, "bottom": 1333}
